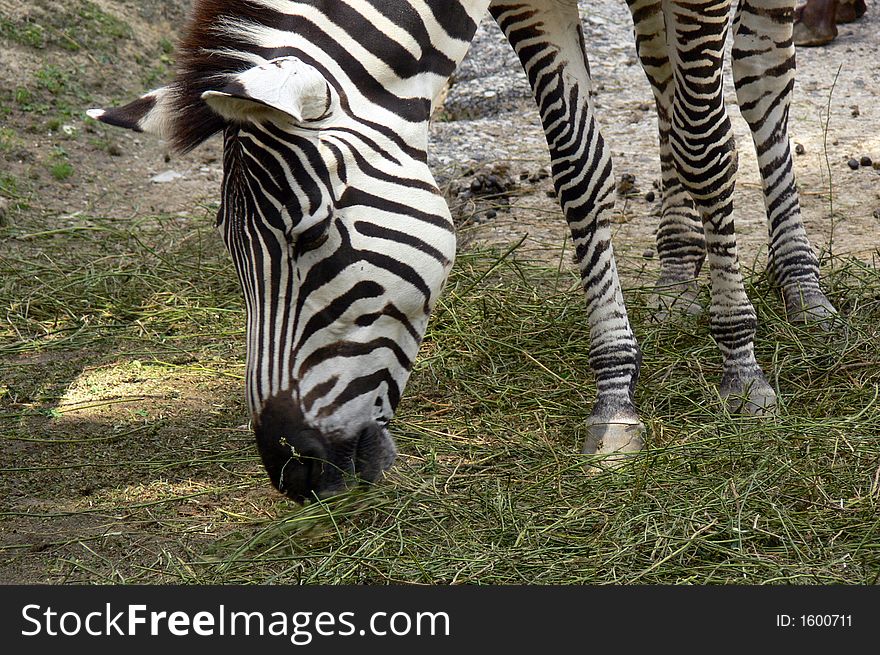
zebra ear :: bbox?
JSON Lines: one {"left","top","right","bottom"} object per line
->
{"left": 87, "top": 86, "right": 174, "bottom": 139}
{"left": 201, "top": 57, "right": 333, "bottom": 126}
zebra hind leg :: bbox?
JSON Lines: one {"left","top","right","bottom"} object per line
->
{"left": 732, "top": 0, "right": 837, "bottom": 329}
{"left": 650, "top": 183, "right": 706, "bottom": 322}
{"left": 490, "top": 0, "right": 645, "bottom": 463}
{"left": 665, "top": 0, "right": 777, "bottom": 415}
{"left": 627, "top": 0, "right": 707, "bottom": 322}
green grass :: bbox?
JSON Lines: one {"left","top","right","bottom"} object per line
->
{"left": 0, "top": 1, "right": 132, "bottom": 54}
{"left": 0, "top": 211, "right": 878, "bottom": 585}
{"left": 0, "top": 173, "right": 20, "bottom": 197}
{"left": 0, "top": 127, "right": 19, "bottom": 152}
{"left": 0, "top": 18, "right": 49, "bottom": 49}
{"left": 45, "top": 147, "right": 74, "bottom": 180}
{"left": 0, "top": 1, "right": 132, "bottom": 123}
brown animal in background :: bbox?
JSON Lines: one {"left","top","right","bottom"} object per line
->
{"left": 794, "top": 0, "right": 867, "bottom": 46}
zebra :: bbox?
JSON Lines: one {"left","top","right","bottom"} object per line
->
{"left": 88, "top": 0, "right": 834, "bottom": 501}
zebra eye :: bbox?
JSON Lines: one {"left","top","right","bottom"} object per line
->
{"left": 293, "top": 216, "right": 330, "bottom": 255}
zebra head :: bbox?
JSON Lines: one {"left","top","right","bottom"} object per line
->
{"left": 89, "top": 55, "right": 456, "bottom": 501}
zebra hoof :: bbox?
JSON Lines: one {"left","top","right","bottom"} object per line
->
{"left": 582, "top": 419, "right": 645, "bottom": 469}
{"left": 793, "top": 20, "right": 837, "bottom": 47}
{"left": 720, "top": 371, "right": 777, "bottom": 416}
{"left": 650, "top": 277, "right": 702, "bottom": 323}
{"left": 835, "top": 0, "right": 867, "bottom": 24}
{"left": 793, "top": 3, "right": 838, "bottom": 47}
{"left": 784, "top": 292, "right": 838, "bottom": 332}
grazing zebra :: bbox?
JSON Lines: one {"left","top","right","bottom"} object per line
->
{"left": 89, "top": 0, "right": 833, "bottom": 501}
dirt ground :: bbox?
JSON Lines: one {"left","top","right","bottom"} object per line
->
{"left": 0, "top": 0, "right": 878, "bottom": 584}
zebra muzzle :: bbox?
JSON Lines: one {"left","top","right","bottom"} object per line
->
{"left": 253, "top": 396, "right": 396, "bottom": 502}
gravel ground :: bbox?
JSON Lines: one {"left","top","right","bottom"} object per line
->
{"left": 429, "top": 1, "right": 880, "bottom": 281}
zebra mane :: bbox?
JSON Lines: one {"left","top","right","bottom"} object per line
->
{"left": 169, "top": 0, "right": 276, "bottom": 153}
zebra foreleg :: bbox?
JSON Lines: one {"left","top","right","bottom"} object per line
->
{"left": 628, "top": 0, "right": 706, "bottom": 321}
{"left": 731, "top": 0, "right": 837, "bottom": 328}
{"left": 665, "top": 0, "right": 776, "bottom": 415}
{"left": 491, "top": 0, "right": 645, "bottom": 460}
